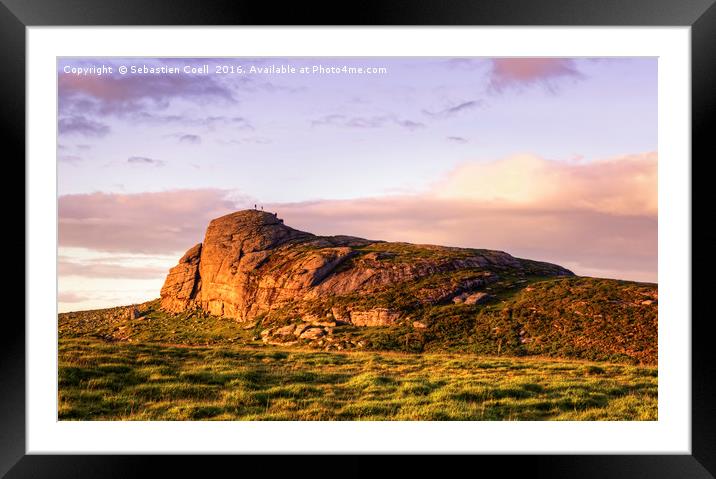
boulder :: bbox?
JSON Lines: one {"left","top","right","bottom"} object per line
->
{"left": 293, "top": 323, "right": 311, "bottom": 337}
{"left": 299, "top": 327, "right": 325, "bottom": 340}
{"left": 350, "top": 309, "right": 401, "bottom": 326}
{"left": 464, "top": 292, "right": 493, "bottom": 305}
{"left": 274, "top": 324, "right": 295, "bottom": 337}
{"left": 122, "top": 306, "right": 140, "bottom": 320}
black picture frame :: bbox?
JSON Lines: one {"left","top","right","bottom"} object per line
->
{"left": 3, "top": 0, "right": 714, "bottom": 476}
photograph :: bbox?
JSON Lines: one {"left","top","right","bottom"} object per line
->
{"left": 56, "top": 56, "right": 658, "bottom": 422}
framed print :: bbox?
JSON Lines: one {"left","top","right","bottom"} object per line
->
{"left": 3, "top": 0, "right": 715, "bottom": 476}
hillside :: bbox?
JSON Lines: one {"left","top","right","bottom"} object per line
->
{"left": 59, "top": 209, "right": 657, "bottom": 365}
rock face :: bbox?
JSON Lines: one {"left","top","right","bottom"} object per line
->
{"left": 160, "top": 210, "right": 573, "bottom": 325}
{"left": 160, "top": 243, "right": 202, "bottom": 313}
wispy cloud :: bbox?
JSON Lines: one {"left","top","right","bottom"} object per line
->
{"left": 134, "top": 113, "right": 254, "bottom": 130}
{"left": 446, "top": 136, "right": 468, "bottom": 143}
{"left": 219, "top": 136, "right": 273, "bottom": 145}
{"left": 311, "top": 114, "right": 424, "bottom": 131}
{"left": 128, "top": 156, "right": 165, "bottom": 167}
{"left": 209, "top": 116, "right": 253, "bottom": 130}
{"left": 443, "top": 58, "right": 484, "bottom": 71}
{"left": 394, "top": 119, "right": 425, "bottom": 131}
{"left": 178, "top": 134, "right": 201, "bottom": 144}
{"left": 58, "top": 115, "right": 110, "bottom": 137}
{"left": 59, "top": 155, "right": 83, "bottom": 164}
{"left": 423, "top": 100, "right": 482, "bottom": 119}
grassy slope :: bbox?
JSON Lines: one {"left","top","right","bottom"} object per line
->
{"left": 59, "top": 277, "right": 657, "bottom": 365}
{"left": 483, "top": 277, "right": 658, "bottom": 364}
{"left": 59, "top": 338, "right": 656, "bottom": 421}
{"left": 415, "top": 277, "right": 658, "bottom": 364}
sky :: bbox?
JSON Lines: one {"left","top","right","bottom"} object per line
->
{"left": 57, "top": 57, "right": 658, "bottom": 312}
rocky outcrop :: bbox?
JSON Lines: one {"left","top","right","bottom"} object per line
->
{"left": 349, "top": 309, "right": 402, "bottom": 326}
{"left": 160, "top": 210, "right": 573, "bottom": 325}
{"left": 160, "top": 243, "right": 202, "bottom": 313}
{"left": 453, "top": 291, "right": 493, "bottom": 305}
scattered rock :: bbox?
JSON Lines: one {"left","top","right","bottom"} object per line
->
{"left": 299, "top": 327, "right": 325, "bottom": 340}
{"left": 265, "top": 339, "right": 297, "bottom": 346}
{"left": 463, "top": 292, "right": 493, "bottom": 305}
{"left": 293, "top": 323, "right": 311, "bottom": 337}
{"left": 310, "top": 321, "right": 336, "bottom": 328}
{"left": 453, "top": 291, "right": 492, "bottom": 305}
{"left": 350, "top": 309, "right": 401, "bottom": 326}
{"left": 274, "top": 325, "right": 295, "bottom": 337}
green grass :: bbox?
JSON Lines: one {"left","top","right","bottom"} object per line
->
{"left": 58, "top": 301, "right": 259, "bottom": 346}
{"left": 59, "top": 338, "right": 657, "bottom": 421}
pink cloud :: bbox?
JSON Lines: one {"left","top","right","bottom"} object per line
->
{"left": 58, "top": 257, "right": 168, "bottom": 279}
{"left": 59, "top": 189, "right": 249, "bottom": 254}
{"left": 58, "top": 292, "right": 88, "bottom": 303}
{"left": 433, "top": 152, "right": 657, "bottom": 216}
{"left": 488, "top": 58, "right": 582, "bottom": 92}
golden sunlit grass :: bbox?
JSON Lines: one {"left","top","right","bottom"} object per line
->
{"left": 59, "top": 338, "right": 657, "bottom": 421}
